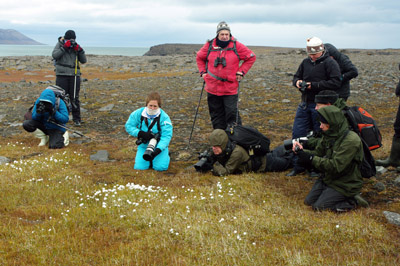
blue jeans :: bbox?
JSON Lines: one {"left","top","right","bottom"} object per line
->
{"left": 292, "top": 102, "right": 320, "bottom": 139}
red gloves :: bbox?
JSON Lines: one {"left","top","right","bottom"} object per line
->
{"left": 63, "top": 40, "right": 72, "bottom": 49}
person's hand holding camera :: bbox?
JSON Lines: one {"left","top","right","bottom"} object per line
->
{"left": 73, "top": 43, "right": 82, "bottom": 52}
{"left": 151, "top": 148, "right": 161, "bottom": 158}
{"left": 138, "top": 131, "right": 154, "bottom": 142}
{"left": 297, "top": 149, "right": 314, "bottom": 168}
{"left": 63, "top": 40, "right": 72, "bottom": 49}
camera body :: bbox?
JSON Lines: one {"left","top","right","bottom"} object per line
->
{"left": 283, "top": 137, "right": 309, "bottom": 151}
{"left": 194, "top": 150, "right": 215, "bottom": 172}
{"left": 69, "top": 39, "right": 77, "bottom": 48}
{"left": 142, "top": 133, "right": 161, "bottom": 161}
{"left": 36, "top": 101, "right": 53, "bottom": 114}
{"left": 299, "top": 81, "right": 308, "bottom": 93}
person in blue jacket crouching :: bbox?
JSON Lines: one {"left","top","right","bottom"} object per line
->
{"left": 23, "top": 88, "right": 69, "bottom": 149}
{"left": 125, "top": 92, "right": 173, "bottom": 171}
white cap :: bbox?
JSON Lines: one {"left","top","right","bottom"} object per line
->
{"left": 306, "top": 37, "right": 324, "bottom": 54}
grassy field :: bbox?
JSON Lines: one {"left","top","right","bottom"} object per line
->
{"left": 1, "top": 134, "right": 399, "bottom": 265}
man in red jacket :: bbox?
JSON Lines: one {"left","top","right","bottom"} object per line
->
{"left": 196, "top": 21, "right": 256, "bottom": 130}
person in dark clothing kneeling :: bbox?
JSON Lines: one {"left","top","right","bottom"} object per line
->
{"left": 196, "top": 129, "right": 293, "bottom": 176}
{"left": 23, "top": 88, "right": 69, "bottom": 149}
{"left": 294, "top": 105, "right": 365, "bottom": 212}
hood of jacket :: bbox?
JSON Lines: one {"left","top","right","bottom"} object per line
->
{"left": 318, "top": 105, "right": 349, "bottom": 139}
{"left": 324, "top": 43, "right": 340, "bottom": 60}
{"left": 38, "top": 89, "right": 56, "bottom": 106}
{"left": 209, "top": 129, "right": 229, "bottom": 151}
{"left": 333, "top": 98, "right": 347, "bottom": 110}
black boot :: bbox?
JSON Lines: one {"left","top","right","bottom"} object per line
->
{"left": 376, "top": 136, "right": 400, "bottom": 167}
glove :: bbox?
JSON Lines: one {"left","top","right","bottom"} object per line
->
{"left": 138, "top": 131, "right": 153, "bottom": 141}
{"left": 152, "top": 148, "right": 161, "bottom": 158}
{"left": 297, "top": 150, "right": 314, "bottom": 168}
{"left": 73, "top": 44, "right": 81, "bottom": 52}
{"left": 63, "top": 40, "right": 72, "bottom": 49}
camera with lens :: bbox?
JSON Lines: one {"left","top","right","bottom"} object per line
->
{"left": 194, "top": 150, "right": 215, "bottom": 172}
{"left": 283, "top": 137, "right": 309, "bottom": 151}
{"left": 142, "top": 133, "right": 161, "bottom": 161}
{"left": 36, "top": 100, "right": 53, "bottom": 114}
{"left": 299, "top": 81, "right": 308, "bottom": 93}
{"left": 214, "top": 57, "right": 226, "bottom": 67}
{"left": 69, "top": 39, "right": 77, "bottom": 48}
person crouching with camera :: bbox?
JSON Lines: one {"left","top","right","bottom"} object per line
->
{"left": 125, "top": 92, "right": 173, "bottom": 171}
{"left": 293, "top": 105, "right": 365, "bottom": 212}
{"left": 23, "top": 88, "right": 69, "bottom": 149}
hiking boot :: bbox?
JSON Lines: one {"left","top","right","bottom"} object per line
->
{"left": 286, "top": 169, "right": 305, "bottom": 177}
{"left": 32, "top": 129, "right": 49, "bottom": 147}
{"left": 309, "top": 170, "right": 320, "bottom": 178}
{"left": 354, "top": 194, "right": 369, "bottom": 208}
{"left": 375, "top": 136, "right": 400, "bottom": 167}
{"left": 74, "top": 121, "right": 81, "bottom": 127}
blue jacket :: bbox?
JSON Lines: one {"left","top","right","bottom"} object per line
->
{"left": 125, "top": 107, "right": 173, "bottom": 151}
{"left": 32, "top": 89, "right": 69, "bottom": 132}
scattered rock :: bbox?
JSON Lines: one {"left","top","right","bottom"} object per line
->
{"left": 99, "top": 104, "right": 115, "bottom": 112}
{"left": 90, "top": 150, "right": 110, "bottom": 162}
{"left": 376, "top": 166, "right": 388, "bottom": 175}
{"left": 373, "top": 182, "right": 386, "bottom": 192}
{"left": 0, "top": 156, "right": 10, "bottom": 165}
{"left": 383, "top": 211, "right": 400, "bottom": 226}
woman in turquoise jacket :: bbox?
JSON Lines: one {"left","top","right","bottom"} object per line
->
{"left": 125, "top": 92, "right": 173, "bottom": 171}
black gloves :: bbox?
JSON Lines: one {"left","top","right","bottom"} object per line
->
{"left": 138, "top": 131, "right": 154, "bottom": 142}
{"left": 297, "top": 150, "right": 314, "bottom": 168}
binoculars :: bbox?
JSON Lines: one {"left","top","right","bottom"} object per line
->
{"left": 214, "top": 57, "right": 226, "bottom": 67}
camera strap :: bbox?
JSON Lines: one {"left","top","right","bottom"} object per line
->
{"left": 140, "top": 115, "right": 161, "bottom": 132}
{"left": 207, "top": 70, "right": 228, "bottom": 82}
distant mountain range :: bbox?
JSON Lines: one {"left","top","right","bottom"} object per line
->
{"left": 0, "top": 29, "right": 43, "bottom": 45}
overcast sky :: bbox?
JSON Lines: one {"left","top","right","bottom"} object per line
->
{"left": 1, "top": 0, "right": 400, "bottom": 48}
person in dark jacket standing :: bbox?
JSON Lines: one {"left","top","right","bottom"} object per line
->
{"left": 52, "top": 30, "right": 87, "bottom": 126}
{"left": 23, "top": 88, "right": 69, "bottom": 149}
{"left": 292, "top": 37, "right": 342, "bottom": 140}
{"left": 324, "top": 43, "right": 358, "bottom": 100}
{"left": 295, "top": 105, "right": 365, "bottom": 211}
{"left": 376, "top": 64, "right": 400, "bottom": 169}
{"left": 196, "top": 21, "right": 256, "bottom": 130}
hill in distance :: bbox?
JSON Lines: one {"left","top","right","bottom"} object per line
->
{"left": 0, "top": 29, "right": 43, "bottom": 45}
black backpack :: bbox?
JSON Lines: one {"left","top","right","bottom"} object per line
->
{"left": 343, "top": 106, "right": 382, "bottom": 151}
{"left": 342, "top": 130, "right": 376, "bottom": 178}
{"left": 225, "top": 125, "right": 270, "bottom": 156}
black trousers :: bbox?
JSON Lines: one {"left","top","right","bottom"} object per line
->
{"left": 23, "top": 119, "right": 65, "bottom": 149}
{"left": 56, "top": 75, "right": 81, "bottom": 122}
{"left": 207, "top": 92, "right": 241, "bottom": 130}
{"left": 265, "top": 145, "right": 294, "bottom": 172}
{"left": 304, "top": 179, "right": 356, "bottom": 211}
{"left": 394, "top": 103, "right": 400, "bottom": 137}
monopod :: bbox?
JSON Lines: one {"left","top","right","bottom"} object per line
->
{"left": 188, "top": 81, "right": 205, "bottom": 148}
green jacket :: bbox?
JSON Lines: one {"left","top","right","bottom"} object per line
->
{"left": 209, "top": 129, "right": 266, "bottom": 176}
{"left": 52, "top": 37, "right": 87, "bottom": 76}
{"left": 307, "top": 105, "right": 364, "bottom": 197}
{"left": 306, "top": 98, "right": 348, "bottom": 149}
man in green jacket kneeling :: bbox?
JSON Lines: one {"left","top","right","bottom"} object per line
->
{"left": 294, "top": 105, "right": 365, "bottom": 212}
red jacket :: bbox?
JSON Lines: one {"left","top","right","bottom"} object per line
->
{"left": 196, "top": 37, "right": 256, "bottom": 96}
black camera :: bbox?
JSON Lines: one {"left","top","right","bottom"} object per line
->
{"left": 283, "top": 137, "right": 309, "bottom": 151}
{"left": 194, "top": 150, "right": 215, "bottom": 172}
{"left": 69, "top": 39, "right": 77, "bottom": 48}
{"left": 36, "top": 101, "right": 52, "bottom": 114}
{"left": 214, "top": 57, "right": 226, "bottom": 67}
{"left": 143, "top": 133, "right": 161, "bottom": 161}
{"left": 299, "top": 81, "right": 308, "bottom": 93}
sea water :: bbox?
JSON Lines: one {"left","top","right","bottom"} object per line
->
{"left": 0, "top": 45, "right": 149, "bottom": 56}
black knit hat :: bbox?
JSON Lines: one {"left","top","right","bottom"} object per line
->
{"left": 64, "top": 30, "right": 76, "bottom": 40}
{"left": 315, "top": 90, "right": 339, "bottom": 104}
